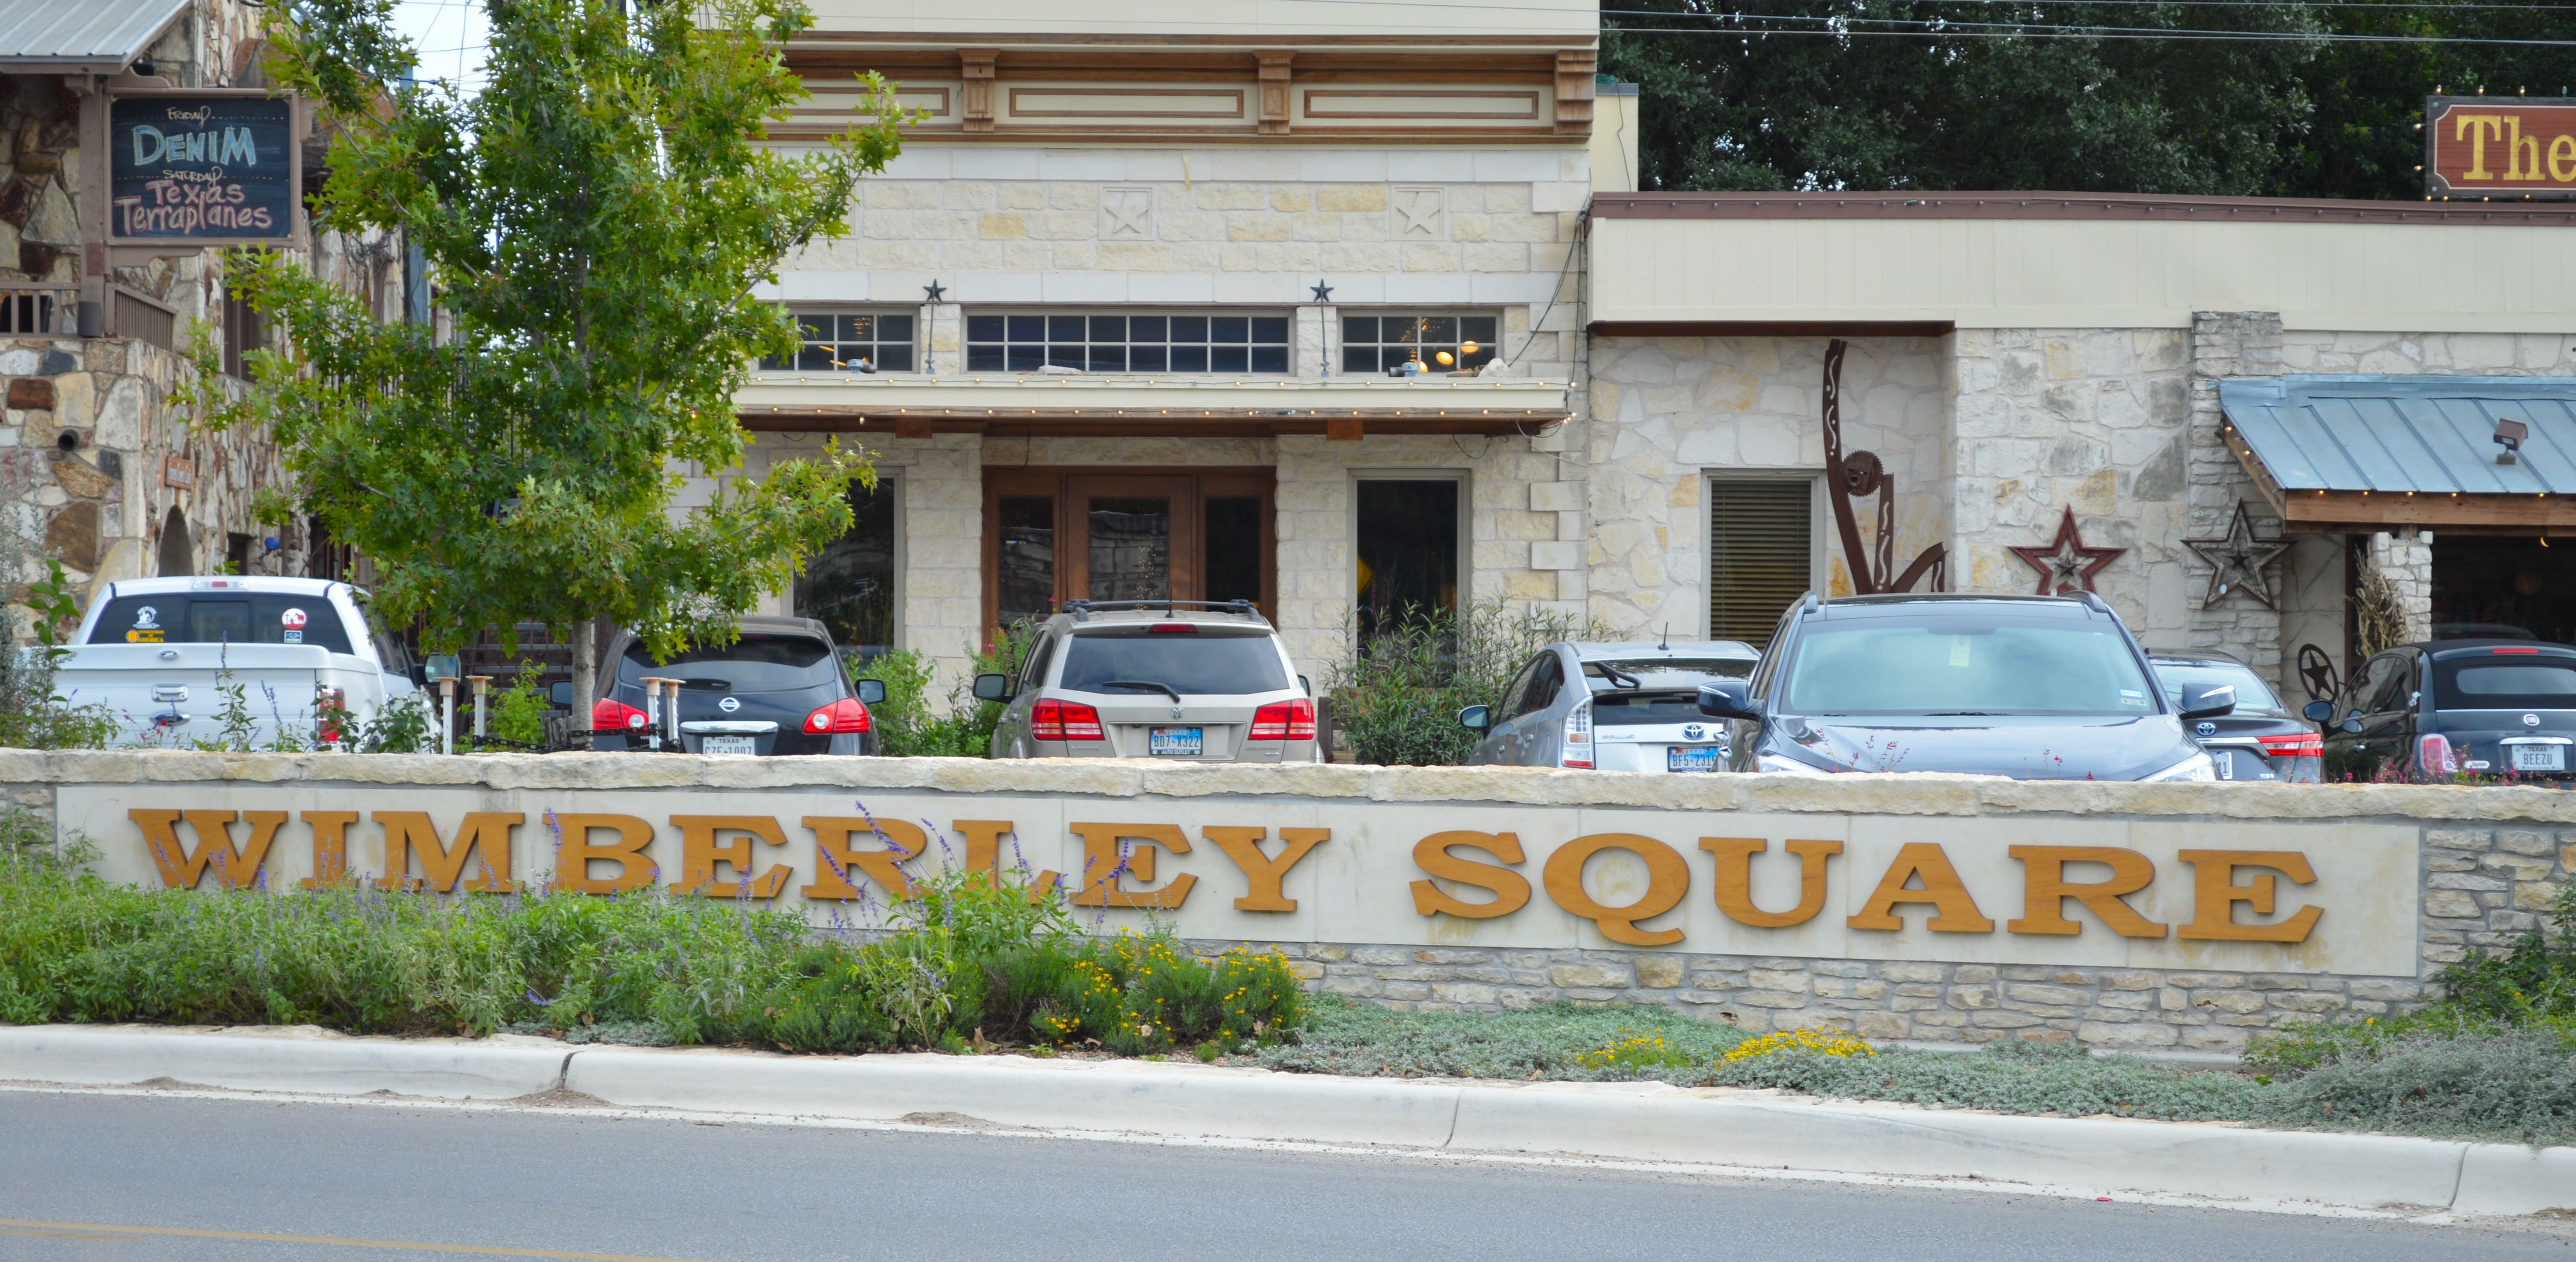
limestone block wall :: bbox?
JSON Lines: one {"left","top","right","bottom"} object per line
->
{"left": 1584, "top": 335, "right": 1947, "bottom": 638}
{"left": 1946, "top": 327, "right": 2194, "bottom": 647}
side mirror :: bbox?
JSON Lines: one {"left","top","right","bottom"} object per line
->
{"left": 549, "top": 681, "right": 574, "bottom": 708}
{"left": 2178, "top": 683, "right": 2237, "bottom": 721}
{"left": 1698, "top": 680, "right": 1759, "bottom": 721}
{"left": 2302, "top": 700, "right": 2336, "bottom": 725}
{"left": 2341, "top": 716, "right": 2365, "bottom": 735}
{"left": 855, "top": 678, "right": 888, "bottom": 705}
{"left": 972, "top": 672, "right": 1012, "bottom": 703}
{"left": 1458, "top": 704, "right": 1491, "bottom": 732}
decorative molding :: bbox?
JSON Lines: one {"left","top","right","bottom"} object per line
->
{"left": 1005, "top": 87, "right": 1248, "bottom": 121}
{"left": 959, "top": 49, "right": 997, "bottom": 132}
{"left": 1553, "top": 48, "right": 1595, "bottom": 134}
{"left": 1256, "top": 50, "right": 1295, "bottom": 135}
{"left": 1392, "top": 187, "right": 1447, "bottom": 237}
{"left": 1101, "top": 186, "right": 1156, "bottom": 240}
{"left": 1301, "top": 89, "right": 1541, "bottom": 121}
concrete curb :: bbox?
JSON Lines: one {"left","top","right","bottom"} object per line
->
{"left": 6, "top": 1026, "right": 2571, "bottom": 1217}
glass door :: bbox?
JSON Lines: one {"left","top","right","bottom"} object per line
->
{"left": 984, "top": 468, "right": 1274, "bottom": 635}
{"left": 1067, "top": 475, "right": 1197, "bottom": 607}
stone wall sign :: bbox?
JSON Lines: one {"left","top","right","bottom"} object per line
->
{"left": 109, "top": 95, "right": 297, "bottom": 241}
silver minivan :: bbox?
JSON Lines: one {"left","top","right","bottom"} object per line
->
{"left": 975, "top": 601, "right": 1320, "bottom": 763}
{"left": 1460, "top": 641, "right": 1759, "bottom": 771}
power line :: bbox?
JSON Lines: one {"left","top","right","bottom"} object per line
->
{"left": 1610, "top": 24, "right": 2576, "bottom": 40}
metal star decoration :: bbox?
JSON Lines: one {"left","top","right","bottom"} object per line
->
{"left": 1310, "top": 281, "right": 1334, "bottom": 302}
{"left": 2009, "top": 506, "right": 2125, "bottom": 596}
{"left": 922, "top": 279, "right": 946, "bottom": 301}
{"left": 2183, "top": 501, "right": 2293, "bottom": 609}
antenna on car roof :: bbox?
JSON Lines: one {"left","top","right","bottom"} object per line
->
{"left": 1658, "top": 622, "right": 1669, "bottom": 651}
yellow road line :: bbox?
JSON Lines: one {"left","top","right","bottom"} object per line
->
{"left": 0, "top": 1227, "right": 143, "bottom": 1241}
{"left": 0, "top": 1220, "right": 710, "bottom": 1261}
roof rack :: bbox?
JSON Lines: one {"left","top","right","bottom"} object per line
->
{"left": 1062, "top": 599, "right": 1264, "bottom": 624}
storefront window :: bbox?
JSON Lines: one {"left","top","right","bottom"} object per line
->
{"left": 1356, "top": 478, "right": 1460, "bottom": 639}
{"left": 795, "top": 481, "right": 898, "bottom": 661}
{"left": 762, "top": 310, "right": 916, "bottom": 372}
{"left": 1342, "top": 313, "right": 1499, "bottom": 374}
{"left": 963, "top": 312, "right": 1291, "bottom": 374}
{"left": 1710, "top": 477, "right": 1814, "bottom": 645}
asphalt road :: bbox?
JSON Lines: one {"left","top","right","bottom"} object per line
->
{"left": 3, "top": 1089, "right": 2570, "bottom": 1262}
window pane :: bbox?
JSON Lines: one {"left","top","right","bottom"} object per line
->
{"left": 878, "top": 345, "right": 915, "bottom": 371}
{"left": 796, "top": 480, "right": 898, "bottom": 662}
{"left": 796, "top": 346, "right": 835, "bottom": 371}
{"left": 1087, "top": 345, "right": 1127, "bottom": 372}
{"left": 880, "top": 314, "right": 914, "bottom": 340}
{"left": 1205, "top": 496, "right": 1262, "bottom": 607}
{"left": 1211, "top": 316, "right": 1249, "bottom": 343}
{"left": 966, "top": 345, "right": 1004, "bottom": 371}
{"left": 1008, "top": 314, "right": 1045, "bottom": 340}
{"left": 1250, "top": 344, "right": 1288, "bottom": 373}
{"left": 1211, "top": 345, "right": 1248, "bottom": 372}
{"left": 1007, "top": 344, "right": 1044, "bottom": 371}
{"left": 1343, "top": 347, "right": 1376, "bottom": 373}
{"left": 1343, "top": 316, "right": 1378, "bottom": 342}
{"left": 1130, "top": 344, "right": 1168, "bottom": 372}
{"left": 998, "top": 496, "right": 1056, "bottom": 629}
{"left": 1173, "top": 345, "right": 1207, "bottom": 371}
{"left": 1089, "top": 315, "right": 1125, "bottom": 341}
{"left": 1250, "top": 316, "right": 1287, "bottom": 343}
{"left": 1420, "top": 316, "right": 1457, "bottom": 343}
{"left": 969, "top": 314, "right": 1006, "bottom": 341}
{"left": 1049, "top": 315, "right": 1086, "bottom": 342}
{"left": 797, "top": 315, "right": 831, "bottom": 340}
{"left": 1357, "top": 479, "right": 1458, "bottom": 641}
{"left": 1462, "top": 316, "right": 1497, "bottom": 343}
{"left": 1087, "top": 496, "right": 1171, "bottom": 602}
{"left": 1171, "top": 316, "right": 1208, "bottom": 342}
{"left": 1130, "top": 316, "right": 1167, "bottom": 341}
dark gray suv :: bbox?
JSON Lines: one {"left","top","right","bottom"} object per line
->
{"left": 591, "top": 616, "right": 883, "bottom": 756}
{"left": 1698, "top": 593, "right": 2235, "bottom": 780}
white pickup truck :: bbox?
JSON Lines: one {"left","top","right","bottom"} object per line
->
{"left": 55, "top": 576, "right": 423, "bottom": 749}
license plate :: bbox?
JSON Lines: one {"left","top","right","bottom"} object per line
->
{"left": 1150, "top": 727, "right": 1204, "bottom": 756}
{"left": 1667, "top": 745, "right": 1720, "bottom": 772}
{"left": 2511, "top": 744, "right": 2565, "bottom": 772}
{"left": 701, "top": 735, "right": 757, "bottom": 756}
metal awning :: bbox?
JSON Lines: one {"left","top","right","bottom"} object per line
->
{"left": 2218, "top": 375, "right": 2576, "bottom": 536}
{"left": 0, "top": 0, "right": 187, "bottom": 72}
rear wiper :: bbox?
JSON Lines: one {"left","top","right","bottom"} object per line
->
{"left": 1594, "top": 664, "right": 1641, "bottom": 690}
{"left": 1101, "top": 680, "right": 1181, "bottom": 703}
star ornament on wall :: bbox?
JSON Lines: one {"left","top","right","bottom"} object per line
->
{"left": 2010, "top": 506, "right": 2126, "bottom": 596}
{"left": 2184, "top": 501, "right": 2293, "bottom": 609}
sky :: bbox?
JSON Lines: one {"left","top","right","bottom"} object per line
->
{"left": 388, "top": 0, "right": 491, "bottom": 94}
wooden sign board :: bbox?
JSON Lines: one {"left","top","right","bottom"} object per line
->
{"left": 161, "top": 454, "right": 196, "bottom": 489}
{"left": 109, "top": 94, "right": 298, "bottom": 242}
{"left": 2425, "top": 95, "right": 2576, "bottom": 199}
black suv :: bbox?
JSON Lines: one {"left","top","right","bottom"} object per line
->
{"left": 591, "top": 616, "right": 884, "bottom": 756}
{"left": 1697, "top": 593, "right": 2236, "bottom": 780}
{"left": 2313, "top": 640, "right": 2576, "bottom": 780}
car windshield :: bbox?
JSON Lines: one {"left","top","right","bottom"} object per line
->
{"left": 85, "top": 594, "right": 355, "bottom": 654}
{"left": 2153, "top": 661, "right": 2286, "bottom": 717}
{"left": 1582, "top": 658, "right": 1754, "bottom": 726}
{"left": 2432, "top": 653, "right": 2576, "bottom": 709}
{"left": 1778, "top": 617, "right": 2156, "bottom": 716}
{"left": 1059, "top": 628, "right": 1289, "bottom": 696}
{"left": 620, "top": 634, "right": 836, "bottom": 692}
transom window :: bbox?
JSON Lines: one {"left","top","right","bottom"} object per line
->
{"left": 1343, "top": 312, "right": 1499, "bottom": 375}
{"left": 762, "top": 310, "right": 916, "bottom": 372}
{"left": 965, "top": 312, "right": 1291, "bottom": 374}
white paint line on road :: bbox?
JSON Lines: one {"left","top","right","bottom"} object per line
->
{"left": 0, "top": 1081, "right": 2474, "bottom": 1227}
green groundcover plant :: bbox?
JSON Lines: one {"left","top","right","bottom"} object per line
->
{"left": 0, "top": 812, "right": 1301, "bottom": 1058}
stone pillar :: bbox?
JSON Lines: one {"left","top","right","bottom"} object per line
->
{"left": 1295, "top": 304, "right": 1330, "bottom": 378}
{"left": 2367, "top": 530, "right": 2434, "bottom": 645}
{"left": 2186, "top": 312, "right": 2288, "bottom": 688}
{"left": 922, "top": 302, "right": 962, "bottom": 375}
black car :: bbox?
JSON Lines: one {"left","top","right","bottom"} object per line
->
{"left": 1697, "top": 593, "right": 2236, "bottom": 780}
{"left": 591, "top": 616, "right": 884, "bottom": 756}
{"left": 2312, "top": 639, "right": 2576, "bottom": 781}
{"left": 2150, "top": 652, "right": 2322, "bottom": 783}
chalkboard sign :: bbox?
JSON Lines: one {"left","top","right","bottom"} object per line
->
{"left": 109, "top": 96, "right": 295, "bottom": 240}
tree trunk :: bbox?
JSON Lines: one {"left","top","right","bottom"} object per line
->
{"left": 570, "top": 616, "right": 601, "bottom": 726}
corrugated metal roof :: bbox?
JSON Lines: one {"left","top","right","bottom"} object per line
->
{"left": 2220, "top": 375, "right": 2576, "bottom": 496}
{"left": 0, "top": 0, "right": 187, "bottom": 69}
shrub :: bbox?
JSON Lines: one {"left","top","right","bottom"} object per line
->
{"left": 1260, "top": 997, "right": 1748, "bottom": 1081}
{"left": 0, "top": 562, "right": 119, "bottom": 751}
{"left": 850, "top": 620, "right": 1039, "bottom": 757}
{"left": 1321, "top": 598, "right": 1599, "bottom": 766}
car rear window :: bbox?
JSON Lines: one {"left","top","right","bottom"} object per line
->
{"left": 620, "top": 634, "right": 836, "bottom": 692}
{"left": 86, "top": 594, "right": 354, "bottom": 653}
{"left": 1582, "top": 658, "right": 1753, "bottom": 726}
{"left": 1058, "top": 628, "right": 1289, "bottom": 696}
{"left": 2433, "top": 655, "right": 2576, "bottom": 709}
{"left": 2152, "top": 660, "right": 2287, "bottom": 718}
{"left": 1779, "top": 618, "right": 2156, "bottom": 716}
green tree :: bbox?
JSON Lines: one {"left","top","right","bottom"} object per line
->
{"left": 1603, "top": 1, "right": 2322, "bottom": 194}
{"left": 212, "top": 0, "right": 906, "bottom": 702}
{"left": 2281, "top": 5, "right": 2576, "bottom": 199}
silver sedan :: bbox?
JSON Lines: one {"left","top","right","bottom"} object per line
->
{"left": 1459, "top": 641, "right": 1759, "bottom": 771}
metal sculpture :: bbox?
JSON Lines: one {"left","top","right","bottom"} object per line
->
{"left": 1822, "top": 339, "right": 1945, "bottom": 593}
{"left": 2182, "top": 502, "right": 2293, "bottom": 609}
{"left": 2009, "top": 506, "right": 2125, "bottom": 596}
{"left": 2296, "top": 644, "right": 2341, "bottom": 704}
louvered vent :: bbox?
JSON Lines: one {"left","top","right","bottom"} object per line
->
{"left": 1710, "top": 479, "right": 1813, "bottom": 645}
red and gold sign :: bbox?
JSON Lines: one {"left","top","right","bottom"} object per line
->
{"left": 2425, "top": 95, "right": 2576, "bottom": 198}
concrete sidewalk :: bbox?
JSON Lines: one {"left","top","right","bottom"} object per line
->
{"left": 5, "top": 1024, "right": 2570, "bottom": 1218}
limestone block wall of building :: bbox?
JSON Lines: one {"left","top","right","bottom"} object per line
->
{"left": 1584, "top": 336, "right": 1947, "bottom": 638}
{"left": 1946, "top": 327, "right": 2194, "bottom": 646}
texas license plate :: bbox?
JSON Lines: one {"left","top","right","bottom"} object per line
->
{"left": 1668, "top": 745, "right": 1720, "bottom": 772}
{"left": 2511, "top": 744, "right": 2565, "bottom": 772}
{"left": 701, "top": 735, "right": 757, "bottom": 756}
{"left": 1150, "top": 727, "right": 1204, "bottom": 756}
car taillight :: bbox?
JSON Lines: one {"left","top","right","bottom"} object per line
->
{"left": 1032, "top": 698, "right": 1104, "bottom": 741}
{"left": 315, "top": 687, "right": 346, "bottom": 742}
{"left": 804, "top": 697, "right": 873, "bottom": 734}
{"left": 1561, "top": 703, "right": 1593, "bottom": 769}
{"left": 2417, "top": 733, "right": 2456, "bottom": 777}
{"left": 2256, "top": 734, "right": 2323, "bottom": 758}
{"left": 593, "top": 698, "right": 649, "bottom": 731}
{"left": 1147, "top": 623, "right": 1199, "bottom": 634}
{"left": 1249, "top": 697, "right": 1316, "bottom": 740}
{"left": 2493, "top": 647, "right": 2541, "bottom": 654}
